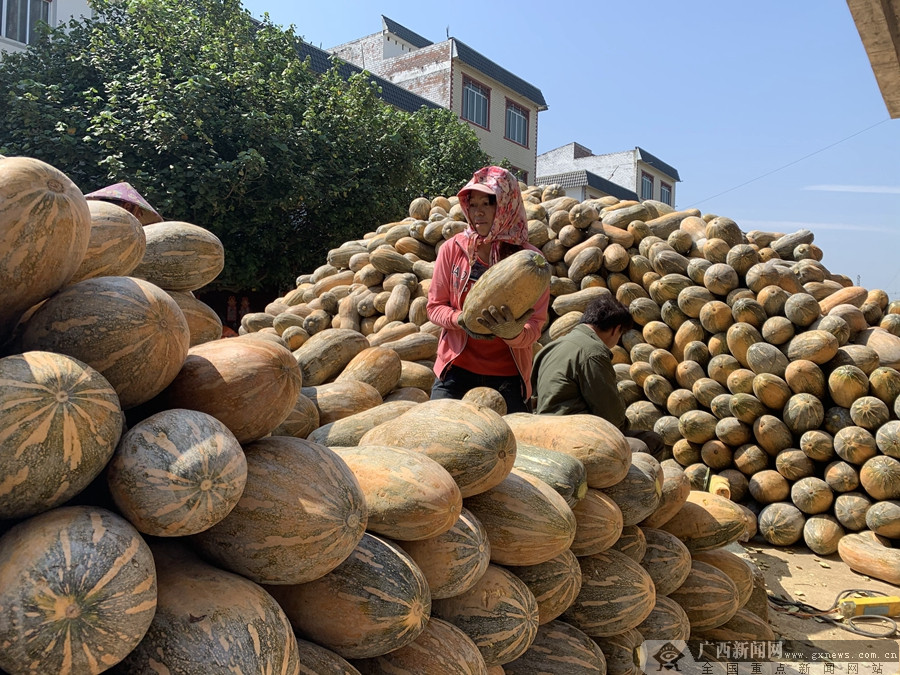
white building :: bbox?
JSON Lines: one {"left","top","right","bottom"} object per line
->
{"left": 0, "top": 0, "right": 91, "bottom": 53}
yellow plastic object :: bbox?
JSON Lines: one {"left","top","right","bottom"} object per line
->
{"left": 839, "top": 596, "right": 900, "bottom": 618}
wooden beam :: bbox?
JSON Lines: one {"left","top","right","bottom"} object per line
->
{"left": 846, "top": 0, "right": 900, "bottom": 118}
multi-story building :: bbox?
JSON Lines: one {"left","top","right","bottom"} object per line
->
{"left": 0, "top": 0, "right": 89, "bottom": 53}
{"left": 537, "top": 143, "right": 680, "bottom": 206}
{"left": 330, "top": 16, "right": 548, "bottom": 183}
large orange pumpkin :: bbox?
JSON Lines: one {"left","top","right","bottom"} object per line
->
{"left": 0, "top": 157, "right": 91, "bottom": 345}
{"left": 0, "top": 351, "right": 123, "bottom": 519}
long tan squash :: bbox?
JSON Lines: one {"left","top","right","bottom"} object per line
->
{"left": 460, "top": 249, "right": 551, "bottom": 334}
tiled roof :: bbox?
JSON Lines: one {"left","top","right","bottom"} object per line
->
{"left": 636, "top": 147, "right": 680, "bottom": 182}
{"left": 453, "top": 39, "right": 547, "bottom": 109}
{"left": 535, "top": 170, "right": 639, "bottom": 202}
{"left": 295, "top": 40, "right": 440, "bottom": 113}
{"left": 381, "top": 15, "right": 433, "bottom": 48}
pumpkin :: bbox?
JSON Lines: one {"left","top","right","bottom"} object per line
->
{"left": 785, "top": 329, "right": 840, "bottom": 364}
{"left": 464, "top": 468, "right": 576, "bottom": 566}
{"left": 333, "top": 445, "right": 462, "bottom": 541}
{"left": 729, "top": 393, "right": 767, "bottom": 424}
{"left": 635, "top": 595, "right": 690, "bottom": 641}
{"left": 268, "top": 533, "right": 430, "bottom": 660}
{"left": 131, "top": 221, "right": 224, "bottom": 291}
{"left": 859, "top": 455, "right": 900, "bottom": 500}
{"left": 593, "top": 628, "right": 643, "bottom": 675}
{"left": 156, "top": 336, "right": 302, "bottom": 443}
{"left": 192, "top": 436, "right": 366, "bottom": 585}
{"left": 0, "top": 506, "right": 157, "bottom": 675}
{"left": 803, "top": 514, "right": 845, "bottom": 555}
{"left": 638, "top": 527, "right": 692, "bottom": 596}
{"left": 784, "top": 292, "right": 822, "bottom": 327}
{"left": 115, "top": 541, "right": 301, "bottom": 674}
{"left": 752, "top": 414, "right": 793, "bottom": 456}
{"left": 748, "top": 470, "right": 790, "bottom": 503}
{"left": 603, "top": 453, "right": 664, "bottom": 526}
{"left": 502, "top": 619, "right": 607, "bottom": 675}
{"left": 658, "top": 491, "right": 747, "bottom": 552}
{"left": 562, "top": 549, "right": 656, "bottom": 637}
{"left": 460, "top": 249, "right": 551, "bottom": 334}
{"left": 296, "top": 639, "right": 361, "bottom": 674}
{"left": 758, "top": 502, "right": 806, "bottom": 545}
{"left": 432, "top": 564, "right": 539, "bottom": 667}
{"left": 0, "top": 351, "right": 123, "bottom": 519}
{"left": 869, "top": 366, "right": 900, "bottom": 407}
{"left": 351, "top": 617, "right": 488, "bottom": 675}
{"left": 668, "top": 560, "right": 740, "bottom": 631}
{"left": 833, "top": 425, "right": 878, "bottom": 464}
{"left": 775, "top": 448, "right": 815, "bottom": 481}
{"left": 865, "top": 500, "right": 900, "bottom": 538}
{"left": 512, "top": 443, "right": 588, "bottom": 507}
{"left": 361, "top": 400, "right": 515, "bottom": 498}
{"left": 639, "top": 461, "right": 692, "bottom": 528}
{"left": 0, "top": 156, "right": 92, "bottom": 344}
{"left": 302, "top": 380, "right": 384, "bottom": 426}
{"left": 70, "top": 200, "right": 146, "bottom": 283}
{"left": 570, "top": 488, "right": 624, "bottom": 556}
{"left": 837, "top": 531, "right": 900, "bottom": 585}
{"left": 692, "top": 548, "right": 754, "bottom": 609}
{"left": 833, "top": 491, "right": 872, "bottom": 532}
{"left": 272, "top": 391, "right": 320, "bottom": 438}
{"left": 503, "top": 412, "right": 631, "bottom": 489}
{"left": 20, "top": 276, "right": 190, "bottom": 409}
{"left": 166, "top": 290, "right": 223, "bottom": 347}
{"left": 335, "top": 345, "right": 403, "bottom": 396}
{"left": 462, "top": 386, "right": 508, "bottom": 415}
{"left": 611, "top": 524, "right": 648, "bottom": 563}
{"left": 507, "top": 550, "right": 583, "bottom": 625}
{"left": 107, "top": 408, "right": 246, "bottom": 537}
{"left": 752, "top": 373, "right": 792, "bottom": 410}
{"left": 789, "top": 477, "right": 834, "bottom": 515}
{"left": 294, "top": 327, "right": 372, "bottom": 386}
{"left": 849, "top": 395, "right": 890, "bottom": 430}
{"left": 692, "top": 608, "right": 775, "bottom": 642}
{"left": 397, "top": 507, "right": 491, "bottom": 600}
{"left": 824, "top": 460, "right": 860, "bottom": 493}
{"left": 308, "top": 400, "right": 417, "bottom": 447}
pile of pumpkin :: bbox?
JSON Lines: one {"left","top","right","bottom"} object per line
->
{"left": 0, "top": 156, "right": 774, "bottom": 673}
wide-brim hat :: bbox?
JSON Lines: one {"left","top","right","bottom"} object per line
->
{"left": 84, "top": 182, "right": 163, "bottom": 225}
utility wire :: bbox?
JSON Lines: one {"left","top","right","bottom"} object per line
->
{"left": 687, "top": 118, "right": 892, "bottom": 208}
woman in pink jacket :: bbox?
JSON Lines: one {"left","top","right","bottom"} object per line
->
{"left": 426, "top": 166, "right": 550, "bottom": 413}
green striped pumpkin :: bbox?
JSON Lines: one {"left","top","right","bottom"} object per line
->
{"left": 433, "top": 564, "right": 539, "bottom": 667}
{"left": 0, "top": 156, "right": 91, "bottom": 344}
{"left": 192, "top": 436, "right": 366, "bottom": 585}
{"left": 638, "top": 462, "right": 691, "bottom": 529}
{"left": 114, "top": 541, "right": 300, "bottom": 674}
{"left": 360, "top": 399, "right": 516, "bottom": 498}
{"left": 0, "top": 351, "right": 123, "bottom": 519}
{"left": 351, "top": 617, "right": 488, "bottom": 675}
{"left": 610, "top": 525, "right": 648, "bottom": 563}
{"left": 70, "top": 200, "right": 146, "bottom": 284}
{"left": 106, "top": 408, "right": 247, "bottom": 537}
{"left": 507, "top": 549, "right": 582, "bottom": 625}
{"left": 503, "top": 619, "right": 607, "bottom": 675}
{"left": 602, "top": 453, "right": 664, "bottom": 526}
{"left": 692, "top": 607, "right": 776, "bottom": 642}
{"left": 20, "top": 276, "right": 190, "bottom": 409}
{"left": 503, "top": 413, "right": 632, "bottom": 489}
{"left": 635, "top": 594, "right": 691, "bottom": 641}
{"left": 512, "top": 442, "right": 588, "bottom": 507}
{"left": 296, "top": 640, "right": 361, "bottom": 675}
{"left": 464, "top": 468, "right": 576, "bottom": 566}
{"left": 638, "top": 527, "right": 692, "bottom": 596}
{"left": 332, "top": 445, "right": 461, "bottom": 541}
{"left": 165, "top": 290, "right": 223, "bottom": 347}
{"left": 692, "top": 548, "right": 754, "bottom": 609}
{"left": 131, "top": 220, "right": 225, "bottom": 291}
{"left": 668, "top": 560, "right": 740, "bottom": 631}
{"left": 397, "top": 507, "right": 490, "bottom": 600}
{"left": 593, "top": 628, "right": 643, "bottom": 675}
{"left": 562, "top": 549, "right": 656, "bottom": 638}
{"left": 157, "top": 336, "right": 302, "bottom": 443}
{"left": 570, "top": 488, "right": 624, "bottom": 556}
{"left": 0, "top": 506, "right": 157, "bottom": 675}
{"left": 307, "top": 400, "right": 417, "bottom": 447}
{"left": 268, "top": 533, "right": 431, "bottom": 660}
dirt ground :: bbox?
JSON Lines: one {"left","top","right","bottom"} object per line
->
{"left": 740, "top": 539, "right": 900, "bottom": 654}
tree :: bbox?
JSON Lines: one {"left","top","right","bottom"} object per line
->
{"left": 0, "top": 0, "right": 428, "bottom": 292}
{"left": 409, "top": 108, "right": 490, "bottom": 199}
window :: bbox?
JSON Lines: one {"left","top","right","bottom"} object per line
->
{"left": 641, "top": 172, "right": 654, "bottom": 201}
{"left": 462, "top": 76, "right": 489, "bottom": 129}
{"left": 507, "top": 166, "right": 528, "bottom": 184}
{"left": 3, "top": 0, "right": 50, "bottom": 45}
{"left": 504, "top": 100, "right": 528, "bottom": 147}
{"left": 660, "top": 181, "right": 672, "bottom": 205}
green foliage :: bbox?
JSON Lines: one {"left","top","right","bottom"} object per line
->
{"left": 0, "top": 0, "right": 485, "bottom": 292}
{"left": 409, "top": 108, "right": 490, "bottom": 199}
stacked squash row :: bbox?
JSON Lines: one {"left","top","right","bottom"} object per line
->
{"left": 240, "top": 185, "right": 900, "bottom": 588}
{"left": 0, "top": 156, "right": 771, "bottom": 672}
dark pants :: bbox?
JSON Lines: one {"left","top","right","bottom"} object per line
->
{"left": 431, "top": 366, "right": 530, "bottom": 414}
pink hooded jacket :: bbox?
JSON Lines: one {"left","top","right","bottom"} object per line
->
{"left": 426, "top": 166, "right": 550, "bottom": 399}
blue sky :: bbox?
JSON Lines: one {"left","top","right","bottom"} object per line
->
{"left": 241, "top": 1, "right": 900, "bottom": 296}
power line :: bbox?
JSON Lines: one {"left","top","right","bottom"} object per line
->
{"left": 686, "top": 118, "right": 892, "bottom": 208}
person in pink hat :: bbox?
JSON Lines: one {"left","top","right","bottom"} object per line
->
{"left": 84, "top": 182, "right": 163, "bottom": 225}
{"left": 426, "top": 166, "right": 550, "bottom": 413}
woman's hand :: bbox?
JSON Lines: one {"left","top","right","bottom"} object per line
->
{"left": 475, "top": 305, "right": 534, "bottom": 340}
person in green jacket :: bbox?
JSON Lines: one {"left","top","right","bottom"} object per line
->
{"left": 532, "top": 294, "right": 665, "bottom": 458}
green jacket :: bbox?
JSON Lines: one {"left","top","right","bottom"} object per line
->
{"left": 531, "top": 323, "right": 628, "bottom": 430}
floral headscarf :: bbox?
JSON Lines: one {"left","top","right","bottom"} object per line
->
{"left": 458, "top": 166, "right": 528, "bottom": 265}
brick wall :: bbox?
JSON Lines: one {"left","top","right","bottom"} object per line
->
{"left": 375, "top": 42, "right": 453, "bottom": 107}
